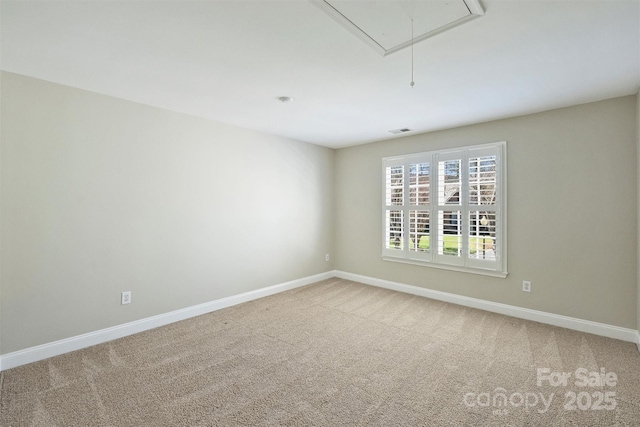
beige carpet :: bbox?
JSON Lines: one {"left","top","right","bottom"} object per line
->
{"left": 2, "top": 278, "right": 639, "bottom": 426}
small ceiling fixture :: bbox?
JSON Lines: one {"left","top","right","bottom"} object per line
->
{"left": 278, "top": 96, "right": 293, "bottom": 103}
{"left": 389, "top": 128, "right": 412, "bottom": 135}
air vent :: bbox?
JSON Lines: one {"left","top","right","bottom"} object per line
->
{"left": 389, "top": 128, "right": 412, "bottom": 135}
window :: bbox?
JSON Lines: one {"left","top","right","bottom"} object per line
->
{"left": 382, "top": 141, "right": 507, "bottom": 277}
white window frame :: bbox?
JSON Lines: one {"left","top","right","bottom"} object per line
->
{"left": 382, "top": 141, "right": 507, "bottom": 278}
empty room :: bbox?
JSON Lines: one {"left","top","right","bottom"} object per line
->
{"left": 1, "top": 0, "right": 639, "bottom": 425}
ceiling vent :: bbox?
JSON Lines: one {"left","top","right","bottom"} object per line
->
{"left": 389, "top": 128, "right": 412, "bottom": 135}
{"left": 310, "top": 0, "right": 485, "bottom": 56}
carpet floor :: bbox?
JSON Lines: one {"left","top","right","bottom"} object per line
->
{"left": 1, "top": 278, "right": 639, "bottom": 426}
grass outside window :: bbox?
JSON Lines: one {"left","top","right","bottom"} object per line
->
{"left": 391, "top": 235, "right": 494, "bottom": 255}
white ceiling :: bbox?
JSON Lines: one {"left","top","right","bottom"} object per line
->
{"left": 1, "top": 0, "right": 639, "bottom": 149}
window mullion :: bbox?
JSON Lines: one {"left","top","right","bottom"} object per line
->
{"left": 428, "top": 153, "right": 435, "bottom": 262}
{"left": 461, "top": 151, "right": 470, "bottom": 266}
{"left": 433, "top": 154, "right": 440, "bottom": 259}
{"left": 403, "top": 160, "right": 411, "bottom": 258}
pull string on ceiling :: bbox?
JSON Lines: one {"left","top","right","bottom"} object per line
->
{"left": 400, "top": 1, "right": 417, "bottom": 88}
{"left": 410, "top": 18, "right": 415, "bottom": 88}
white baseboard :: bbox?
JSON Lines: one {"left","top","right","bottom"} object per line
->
{"left": 2, "top": 269, "right": 637, "bottom": 372}
{"left": 335, "top": 270, "right": 639, "bottom": 345}
{"left": 0, "top": 271, "right": 334, "bottom": 372}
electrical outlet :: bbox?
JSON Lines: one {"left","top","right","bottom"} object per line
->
{"left": 522, "top": 281, "right": 532, "bottom": 293}
{"left": 121, "top": 291, "right": 132, "bottom": 305}
{"left": 325, "top": 253, "right": 330, "bottom": 261}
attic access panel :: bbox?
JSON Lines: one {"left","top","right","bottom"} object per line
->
{"left": 310, "top": 0, "right": 484, "bottom": 56}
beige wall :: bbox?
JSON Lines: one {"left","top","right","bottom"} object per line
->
{"left": 1, "top": 71, "right": 638, "bottom": 356}
{"left": 0, "top": 72, "right": 335, "bottom": 354}
{"left": 637, "top": 90, "right": 640, "bottom": 337}
{"left": 335, "top": 96, "right": 638, "bottom": 329}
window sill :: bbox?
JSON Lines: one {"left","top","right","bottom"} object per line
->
{"left": 382, "top": 256, "right": 508, "bottom": 278}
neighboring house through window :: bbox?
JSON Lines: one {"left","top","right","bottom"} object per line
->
{"left": 382, "top": 141, "right": 507, "bottom": 277}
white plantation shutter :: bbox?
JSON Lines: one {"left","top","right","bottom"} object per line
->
{"left": 467, "top": 147, "right": 500, "bottom": 270}
{"left": 407, "top": 157, "right": 431, "bottom": 261}
{"left": 435, "top": 151, "right": 464, "bottom": 267}
{"left": 382, "top": 142, "right": 507, "bottom": 277}
{"left": 383, "top": 154, "right": 432, "bottom": 260}
{"left": 383, "top": 159, "right": 405, "bottom": 256}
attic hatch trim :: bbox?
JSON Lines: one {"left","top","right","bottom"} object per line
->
{"left": 309, "top": 0, "right": 485, "bottom": 57}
